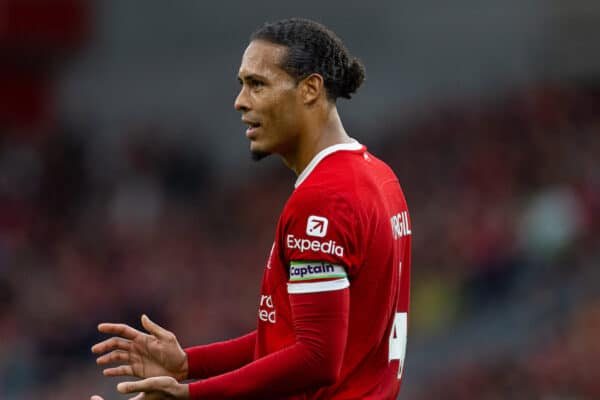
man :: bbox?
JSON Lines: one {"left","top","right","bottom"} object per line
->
{"left": 91, "top": 18, "right": 411, "bottom": 399}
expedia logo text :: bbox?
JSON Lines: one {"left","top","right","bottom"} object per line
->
{"left": 286, "top": 234, "right": 344, "bottom": 257}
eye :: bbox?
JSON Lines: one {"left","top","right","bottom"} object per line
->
{"left": 250, "top": 79, "right": 265, "bottom": 88}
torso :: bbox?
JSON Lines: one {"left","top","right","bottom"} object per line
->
{"left": 256, "top": 143, "right": 411, "bottom": 399}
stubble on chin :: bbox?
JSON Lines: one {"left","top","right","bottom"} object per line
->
{"left": 251, "top": 150, "right": 271, "bottom": 161}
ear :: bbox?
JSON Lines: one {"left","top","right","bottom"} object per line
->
{"left": 299, "top": 73, "right": 325, "bottom": 105}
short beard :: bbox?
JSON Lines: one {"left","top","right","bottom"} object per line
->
{"left": 251, "top": 150, "right": 271, "bottom": 161}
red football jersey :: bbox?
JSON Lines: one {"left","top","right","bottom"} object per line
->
{"left": 256, "top": 141, "right": 412, "bottom": 399}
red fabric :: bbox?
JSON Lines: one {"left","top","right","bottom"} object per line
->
{"left": 185, "top": 331, "right": 257, "bottom": 379}
{"left": 188, "top": 288, "right": 350, "bottom": 399}
{"left": 255, "top": 147, "right": 409, "bottom": 398}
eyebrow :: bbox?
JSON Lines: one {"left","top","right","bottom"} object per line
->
{"left": 238, "top": 73, "right": 268, "bottom": 84}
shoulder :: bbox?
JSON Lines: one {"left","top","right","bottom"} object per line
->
{"left": 282, "top": 182, "right": 352, "bottom": 228}
{"left": 282, "top": 145, "right": 401, "bottom": 222}
{"left": 291, "top": 149, "right": 398, "bottom": 206}
{"left": 295, "top": 149, "right": 363, "bottom": 194}
{"left": 285, "top": 168, "right": 356, "bottom": 221}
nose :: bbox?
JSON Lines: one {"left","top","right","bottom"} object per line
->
{"left": 234, "top": 86, "right": 250, "bottom": 112}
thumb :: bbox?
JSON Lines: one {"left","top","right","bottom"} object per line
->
{"left": 141, "top": 314, "right": 170, "bottom": 340}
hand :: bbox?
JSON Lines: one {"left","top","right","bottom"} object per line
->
{"left": 92, "top": 314, "right": 188, "bottom": 381}
{"left": 117, "top": 376, "right": 189, "bottom": 400}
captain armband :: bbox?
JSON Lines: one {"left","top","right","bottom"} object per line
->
{"left": 287, "top": 261, "right": 350, "bottom": 294}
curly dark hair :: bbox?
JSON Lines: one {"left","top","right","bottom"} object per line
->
{"left": 250, "top": 18, "right": 366, "bottom": 101}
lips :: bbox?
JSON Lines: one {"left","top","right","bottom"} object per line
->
{"left": 242, "top": 118, "right": 261, "bottom": 139}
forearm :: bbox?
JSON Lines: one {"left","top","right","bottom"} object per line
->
{"left": 189, "top": 341, "right": 336, "bottom": 399}
{"left": 185, "top": 330, "right": 256, "bottom": 379}
{"left": 188, "top": 289, "right": 349, "bottom": 399}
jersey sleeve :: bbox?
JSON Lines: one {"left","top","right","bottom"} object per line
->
{"left": 184, "top": 331, "right": 256, "bottom": 379}
{"left": 188, "top": 288, "right": 350, "bottom": 399}
{"left": 280, "top": 186, "right": 361, "bottom": 294}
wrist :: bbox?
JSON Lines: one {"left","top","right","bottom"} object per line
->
{"left": 180, "top": 382, "right": 190, "bottom": 399}
{"left": 175, "top": 352, "right": 189, "bottom": 382}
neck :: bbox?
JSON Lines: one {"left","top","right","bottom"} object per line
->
{"left": 282, "top": 106, "right": 352, "bottom": 176}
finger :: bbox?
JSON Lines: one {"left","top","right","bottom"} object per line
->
{"left": 92, "top": 337, "right": 132, "bottom": 354}
{"left": 96, "top": 349, "right": 130, "bottom": 365}
{"left": 103, "top": 365, "right": 134, "bottom": 377}
{"left": 90, "top": 396, "right": 104, "bottom": 400}
{"left": 141, "top": 314, "right": 171, "bottom": 340}
{"left": 98, "top": 323, "right": 142, "bottom": 340}
{"left": 129, "top": 394, "right": 144, "bottom": 400}
{"left": 117, "top": 377, "right": 159, "bottom": 394}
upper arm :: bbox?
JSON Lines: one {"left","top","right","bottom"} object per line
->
{"left": 281, "top": 187, "right": 361, "bottom": 291}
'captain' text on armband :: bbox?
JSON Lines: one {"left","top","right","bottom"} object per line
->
{"left": 390, "top": 211, "right": 411, "bottom": 240}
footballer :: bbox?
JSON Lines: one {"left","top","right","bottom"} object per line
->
{"left": 91, "top": 18, "right": 411, "bottom": 399}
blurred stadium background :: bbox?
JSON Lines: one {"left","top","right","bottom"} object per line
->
{"left": 1, "top": 1, "right": 599, "bottom": 399}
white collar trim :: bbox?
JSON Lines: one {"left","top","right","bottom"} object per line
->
{"left": 295, "top": 139, "right": 363, "bottom": 188}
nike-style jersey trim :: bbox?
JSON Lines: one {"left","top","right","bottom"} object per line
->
{"left": 295, "top": 140, "right": 363, "bottom": 188}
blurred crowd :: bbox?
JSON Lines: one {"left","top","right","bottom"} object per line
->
{"left": 382, "top": 83, "right": 600, "bottom": 399}
{"left": 1, "top": 82, "right": 599, "bottom": 399}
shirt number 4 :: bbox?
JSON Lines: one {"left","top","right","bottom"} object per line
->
{"left": 388, "top": 312, "right": 407, "bottom": 379}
